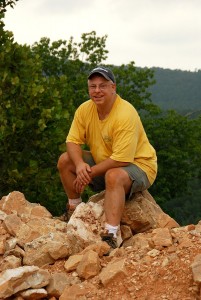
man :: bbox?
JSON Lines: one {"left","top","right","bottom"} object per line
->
{"left": 57, "top": 66, "right": 157, "bottom": 249}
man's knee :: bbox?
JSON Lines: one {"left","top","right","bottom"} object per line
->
{"left": 57, "top": 152, "right": 70, "bottom": 171}
{"left": 105, "top": 168, "right": 127, "bottom": 185}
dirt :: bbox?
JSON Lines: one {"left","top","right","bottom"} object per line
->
{"left": 45, "top": 225, "right": 201, "bottom": 300}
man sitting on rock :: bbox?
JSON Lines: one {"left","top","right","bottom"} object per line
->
{"left": 57, "top": 66, "right": 157, "bottom": 249}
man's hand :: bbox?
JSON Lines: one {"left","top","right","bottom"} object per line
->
{"left": 76, "top": 162, "right": 91, "bottom": 184}
{"left": 73, "top": 162, "right": 92, "bottom": 193}
{"left": 73, "top": 178, "right": 86, "bottom": 194}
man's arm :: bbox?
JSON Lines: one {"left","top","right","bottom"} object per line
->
{"left": 67, "top": 142, "right": 91, "bottom": 184}
{"left": 67, "top": 142, "right": 130, "bottom": 193}
{"left": 90, "top": 158, "right": 130, "bottom": 178}
{"left": 67, "top": 142, "right": 84, "bottom": 166}
{"left": 67, "top": 142, "right": 130, "bottom": 178}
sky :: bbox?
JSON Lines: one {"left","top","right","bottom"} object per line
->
{"left": 4, "top": 0, "right": 201, "bottom": 71}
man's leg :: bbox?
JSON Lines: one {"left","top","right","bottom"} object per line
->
{"left": 102, "top": 165, "right": 150, "bottom": 249}
{"left": 101, "top": 168, "right": 132, "bottom": 249}
{"left": 57, "top": 152, "right": 82, "bottom": 210}
{"left": 103, "top": 168, "right": 132, "bottom": 238}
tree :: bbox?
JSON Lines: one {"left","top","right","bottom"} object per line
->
{"left": 0, "top": 0, "right": 19, "bottom": 13}
{"left": 112, "top": 63, "right": 157, "bottom": 113}
{"left": 78, "top": 31, "right": 108, "bottom": 64}
{"left": 0, "top": 15, "right": 75, "bottom": 213}
{"left": 0, "top": 4, "right": 114, "bottom": 214}
{"left": 144, "top": 110, "right": 201, "bottom": 206}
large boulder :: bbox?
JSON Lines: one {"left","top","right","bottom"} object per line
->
{"left": 89, "top": 189, "right": 179, "bottom": 233}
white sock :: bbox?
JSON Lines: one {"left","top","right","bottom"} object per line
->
{"left": 105, "top": 223, "right": 119, "bottom": 238}
{"left": 68, "top": 198, "right": 82, "bottom": 210}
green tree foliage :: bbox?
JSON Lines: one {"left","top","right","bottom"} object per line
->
{"left": 78, "top": 31, "right": 108, "bottom": 64}
{"left": 0, "top": 0, "right": 19, "bottom": 13}
{"left": 161, "top": 178, "right": 201, "bottom": 226}
{"left": 145, "top": 111, "right": 201, "bottom": 205}
{"left": 0, "top": 7, "right": 118, "bottom": 214}
{"left": 112, "top": 63, "right": 159, "bottom": 113}
{"left": 0, "top": 15, "right": 75, "bottom": 213}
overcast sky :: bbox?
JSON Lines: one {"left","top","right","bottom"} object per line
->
{"left": 4, "top": 0, "right": 201, "bottom": 71}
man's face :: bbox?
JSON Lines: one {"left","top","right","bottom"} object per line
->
{"left": 88, "top": 75, "right": 116, "bottom": 106}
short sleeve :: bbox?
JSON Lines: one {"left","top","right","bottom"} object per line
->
{"left": 66, "top": 109, "right": 86, "bottom": 145}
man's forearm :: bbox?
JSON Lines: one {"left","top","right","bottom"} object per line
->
{"left": 91, "top": 158, "right": 129, "bottom": 178}
{"left": 66, "top": 142, "right": 83, "bottom": 167}
{"left": 67, "top": 142, "right": 130, "bottom": 179}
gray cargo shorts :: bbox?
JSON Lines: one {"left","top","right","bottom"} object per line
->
{"left": 82, "top": 151, "right": 151, "bottom": 200}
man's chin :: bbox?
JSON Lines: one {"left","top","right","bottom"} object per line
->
{"left": 93, "top": 97, "right": 104, "bottom": 103}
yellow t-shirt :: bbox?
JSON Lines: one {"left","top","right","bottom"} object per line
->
{"left": 66, "top": 95, "right": 157, "bottom": 184}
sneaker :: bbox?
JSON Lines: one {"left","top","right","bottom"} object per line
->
{"left": 55, "top": 207, "right": 75, "bottom": 222}
{"left": 101, "top": 233, "right": 118, "bottom": 249}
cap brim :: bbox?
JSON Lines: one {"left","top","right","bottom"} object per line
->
{"left": 88, "top": 71, "right": 111, "bottom": 81}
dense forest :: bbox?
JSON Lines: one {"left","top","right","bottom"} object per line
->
{"left": 149, "top": 67, "right": 201, "bottom": 115}
{"left": 1, "top": 0, "right": 201, "bottom": 226}
{"left": 148, "top": 67, "right": 201, "bottom": 224}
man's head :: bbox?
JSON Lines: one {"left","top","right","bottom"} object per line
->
{"left": 88, "top": 66, "right": 115, "bottom": 83}
{"left": 87, "top": 66, "right": 116, "bottom": 106}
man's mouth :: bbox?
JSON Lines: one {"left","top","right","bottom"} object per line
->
{"left": 94, "top": 96, "right": 103, "bottom": 100}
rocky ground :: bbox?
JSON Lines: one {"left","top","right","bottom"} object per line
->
{"left": 0, "top": 191, "right": 201, "bottom": 300}
{"left": 45, "top": 224, "right": 201, "bottom": 300}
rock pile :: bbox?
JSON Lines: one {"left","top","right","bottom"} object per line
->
{"left": 0, "top": 190, "right": 201, "bottom": 299}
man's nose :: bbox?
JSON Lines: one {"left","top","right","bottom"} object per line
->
{"left": 94, "top": 86, "right": 101, "bottom": 91}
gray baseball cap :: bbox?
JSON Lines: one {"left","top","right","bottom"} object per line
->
{"left": 88, "top": 66, "right": 115, "bottom": 83}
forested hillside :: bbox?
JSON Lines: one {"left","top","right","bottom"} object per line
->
{"left": 149, "top": 67, "right": 201, "bottom": 114}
